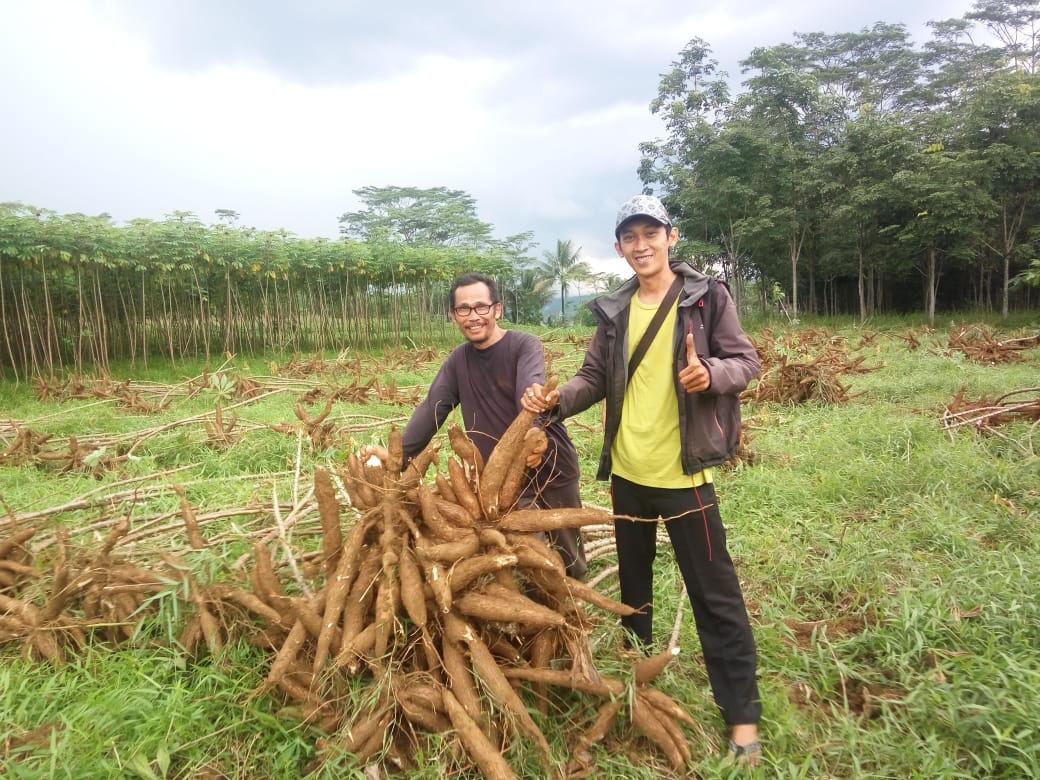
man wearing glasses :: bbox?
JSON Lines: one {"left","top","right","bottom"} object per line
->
{"left": 384, "top": 271, "right": 587, "bottom": 579}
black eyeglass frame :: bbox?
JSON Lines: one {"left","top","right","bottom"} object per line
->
{"left": 451, "top": 302, "right": 496, "bottom": 317}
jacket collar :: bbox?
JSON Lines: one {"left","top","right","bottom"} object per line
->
{"left": 593, "top": 262, "right": 712, "bottom": 320}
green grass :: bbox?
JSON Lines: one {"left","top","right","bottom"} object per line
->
{"left": 2, "top": 317, "right": 1039, "bottom": 778}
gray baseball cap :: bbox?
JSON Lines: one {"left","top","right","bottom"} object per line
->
{"left": 615, "top": 194, "right": 671, "bottom": 238}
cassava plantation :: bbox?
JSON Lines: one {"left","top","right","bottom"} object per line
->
{"left": 1, "top": 313, "right": 1038, "bottom": 779}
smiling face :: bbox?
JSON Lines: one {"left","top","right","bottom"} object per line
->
{"left": 450, "top": 281, "right": 505, "bottom": 348}
{"left": 614, "top": 217, "right": 679, "bottom": 282}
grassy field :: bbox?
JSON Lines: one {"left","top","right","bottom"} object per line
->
{"left": 1, "top": 313, "right": 1038, "bottom": 779}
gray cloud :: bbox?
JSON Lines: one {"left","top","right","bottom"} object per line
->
{"left": 1, "top": 0, "right": 972, "bottom": 268}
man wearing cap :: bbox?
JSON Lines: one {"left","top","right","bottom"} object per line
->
{"left": 522, "top": 195, "right": 762, "bottom": 764}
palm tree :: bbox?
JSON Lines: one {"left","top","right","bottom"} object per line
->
{"left": 538, "top": 239, "right": 592, "bottom": 323}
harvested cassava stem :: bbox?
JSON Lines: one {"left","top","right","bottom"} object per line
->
{"left": 312, "top": 467, "right": 342, "bottom": 578}
{"left": 172, "top": 483, "right": 207, "bottom": 549}
{"left": 479, "top": 376, "right": 557, "bottom": 518}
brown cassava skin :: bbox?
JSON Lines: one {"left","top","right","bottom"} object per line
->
{"left": 433, "top": 472, "right": 457, "bottom": 504}
{"left": 173, "top": 483, "right": 208, "bottom": 550}
{"left": 441, "top": 637, "right": 495, "bottom": 741}
{"left": 446, "top": 423, "right": 482, "bottom": 473}
{"left": 250, "top": 541, "right": 288, "bottom": 612}
{"left": 639, "top": 688, "right": 692, "bottom": 763}
{"left": 441, "top": 688, "right": 517, "bottom": 780}
{"left": 333, "top": 622, "right": 376, "bottom": 669}
{"left": 385, "top": 427, "right": 404, "bottom": 477}
{"left": 637, "top": 685, "right": 698, "bottom": 726}
{"left": 434, "top": 496, "right": 477, "bottom": 528}
{"left": 266, "top": 619, "right": 308, "bottom": 686}
{"left": 567, "top": 697, "right": 625, "bottom": 775}
{"left": 340, "top": 552, "right": 381, "bottom": 644}
{"left": 448, "top": 457, "right": 483, "bottom": 520}
{"left": 416, "top": 532, "right": 481, "bottom": 564}
{"left": 0, "top": 527, "right": 36, "bottom": 560}
{"left": 631, "top": 692, "right": 687, "bottom": 769}
{"left": 399, "top": 441, "right": 440, "bottom": 491}
{"left": 416, "top": 483, "right": 471, "bottom": 541}
{"left": 454, "top": 590, "right": 566, "bottom": 629}
{"left": 633, "top": 645, "right": 680, "bottom": 686}
{"left": 447, "top": 553, "right": 519, "bottom": 592}
{"left": 312, "top": 467, "right": 342, "bottom": 577}
{"left": 312, "top": 516, "right": 377, "bottom": 673}
{"left": 478, "top": 377, "right": 558, "bottom": 518}
{"left": 495, "top": 427, "right": 547, "bottom": 515}
{"left": 214, "top": 585, "right": 285, "bottom": 626}
{"left": 446, "top": 611, "right": 556, "bottom": 774}
{"left": 498, "top": 506, "right": 612, "bottom": 533}
{"left": 396, "top": 542, "right": 427, "bottom": 629}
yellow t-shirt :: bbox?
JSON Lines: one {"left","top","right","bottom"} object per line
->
{"left": 611, "top": 294, "right": 712, "bottom": 489}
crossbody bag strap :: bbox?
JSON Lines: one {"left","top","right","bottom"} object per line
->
{"left": 627, "top": 273, "right": 684, "bottom": 383}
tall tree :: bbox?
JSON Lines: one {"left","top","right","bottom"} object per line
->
{"left": 338, "top": 186, "right": 494, "bottom": 247}
{"left": 537, "top": 239, "right": 590, "bottom": 323}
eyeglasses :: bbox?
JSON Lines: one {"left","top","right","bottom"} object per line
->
{"left": 452, "top": 303, "right": 495, "bottom": 317}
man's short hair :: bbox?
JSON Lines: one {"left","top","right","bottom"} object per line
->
{"left": 449, "top": 272, "right": 500, "bottom": 310}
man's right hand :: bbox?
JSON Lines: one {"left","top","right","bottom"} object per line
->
{"left": 522, "top": 383, "right": 559, "bottom": 413}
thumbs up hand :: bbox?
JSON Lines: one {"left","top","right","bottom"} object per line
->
{"left": 679, "top": 331, "right": 710, "bottom": 393}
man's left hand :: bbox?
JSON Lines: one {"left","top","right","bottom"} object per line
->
{"left": 679, "top": 332, "right": 711, "bottom": 393}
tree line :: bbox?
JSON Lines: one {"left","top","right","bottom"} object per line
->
{"left": 639, "top": 0, "right": 1040, "bottom": 323}
{"left": 0, "top": 191, "right": 612, "bottom": 379}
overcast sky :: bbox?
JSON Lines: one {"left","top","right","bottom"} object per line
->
{"left": 2, "top": 0, "right": 971, "bottom": 275}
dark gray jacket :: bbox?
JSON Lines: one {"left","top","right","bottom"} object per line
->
{"left": 553, "top": 262, "right": 760, "bottom": 481}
